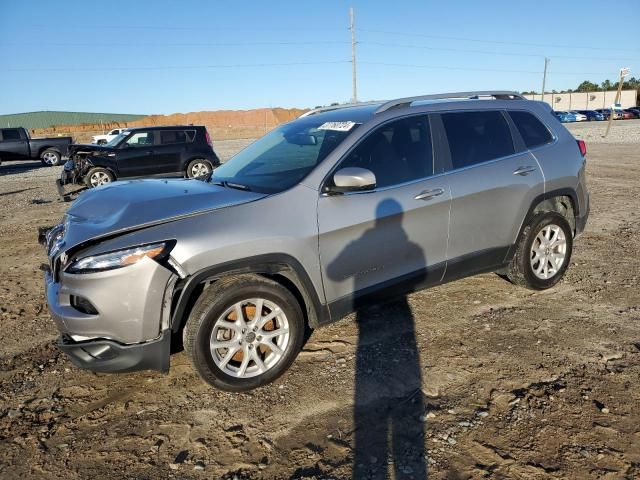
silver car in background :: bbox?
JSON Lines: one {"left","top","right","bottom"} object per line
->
{"left": 42, "top": 91, "right": 589, "bottom": 391}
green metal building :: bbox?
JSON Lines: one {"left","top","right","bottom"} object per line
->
{"left": 0, "top": 111, "right": 146, "bottom": 129}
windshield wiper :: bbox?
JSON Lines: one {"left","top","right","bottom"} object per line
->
{"left": 211, "top": 179, "right": 251, "bottom": 191}
{"left": 224, "top": 181, "right": 251, "bottom": 191}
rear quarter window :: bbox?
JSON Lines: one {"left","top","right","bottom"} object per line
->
{"left": 441, "top": 110, "right": 515, "bottom": 170}
{"left": 185, "top": 130, "right": 197, "bottom": 142}
{"left": 509, "top": 110, "right": 553, "bottom": 149}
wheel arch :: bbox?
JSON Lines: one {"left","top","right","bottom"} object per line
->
{"left": 504, "top": 188, "right": 579, "bottom": 263}
{"left": 170, "top": 254, "right": 327, "bottom": 335}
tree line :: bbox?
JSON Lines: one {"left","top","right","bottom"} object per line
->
{"left": 523, "top": 78, "right": 640, "bottom": 102}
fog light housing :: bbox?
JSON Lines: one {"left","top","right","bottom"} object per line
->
{"left": 71, "top": 295, "right": 98, "bottom": 315}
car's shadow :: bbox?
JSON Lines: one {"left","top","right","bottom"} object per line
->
{"left": 0, "top": 160, "right": 48, "bottom": 175}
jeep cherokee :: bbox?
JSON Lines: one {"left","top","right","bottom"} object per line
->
{"left": 41, "top": 91, "right": 589, "bottom": 392}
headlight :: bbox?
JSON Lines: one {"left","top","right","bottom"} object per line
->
{"left": 66, "top": 242, "right": 172, "bottom": 274}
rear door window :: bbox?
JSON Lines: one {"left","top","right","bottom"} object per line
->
{"left": 508, "top": 110, "right": 553, "bottom": 149}
{"left": 159, "top": 130, "right": 187, "bottom": 145}
{"left": 441, "top": 110, "right": 515, "bottom": 170}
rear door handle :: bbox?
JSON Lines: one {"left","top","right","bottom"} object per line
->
{"left": 513, "top": 166, "right": 536, "bottom": 176}
{"left": 415, "top": 188, "right": 445, "bottom": 201}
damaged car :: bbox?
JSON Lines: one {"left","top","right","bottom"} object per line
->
{"left": 42, "top": 91, "right": 589, "bottom": 392}
{"left": 59, "top": 125, "right": 220, "bottom": 192}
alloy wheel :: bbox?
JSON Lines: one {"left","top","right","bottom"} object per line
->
{"left": 90, "top": 171, "right": 111, "bottom": 187}
{"left": 191, "top": 162, "right": 211, "bottom": 178}
{"left": 42, "top": 152, "right": 59, "bottom": 165}
{"left": 209, "top": 298, "right": 290, "bottom": 378}
{"left": 530, "top": 224, "right": 567, "bottom": 280}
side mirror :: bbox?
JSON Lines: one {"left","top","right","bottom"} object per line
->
{"left": 328, "top": 167, "right": 376, "bottom": 194}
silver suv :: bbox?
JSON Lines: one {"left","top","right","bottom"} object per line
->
{"left": 42, "top": 91, "right": 589, "bottom": 391}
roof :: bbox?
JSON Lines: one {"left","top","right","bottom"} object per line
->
{"left": 300, "top": 91, "right": 526, "bottom": 120}
{"left": 0, "top": 111, "right": 146, "bottom": 130}
{"left": 127, "top": 125, "right": 205, "bottom": 131}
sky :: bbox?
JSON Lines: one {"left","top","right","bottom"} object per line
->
{"left": 1, "top": 0, "right": 639, "bottom": 115}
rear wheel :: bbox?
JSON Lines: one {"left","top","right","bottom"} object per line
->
{"left": 85, "top": 167, "right": 114, "bottom": 188}
{"left": 507, "top": 212, "right": 573, "bottom": 290}
{"left": 186, "top": 158, "right": 213, "bottom": 179}
{"left": 41, "top": 149, "right": 61, "bottom": 166}
{"left": 183, "top": 275, "right": 305, "bottom": 392}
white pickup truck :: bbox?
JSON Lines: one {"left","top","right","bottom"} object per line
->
{"left": 91, "top": 128, "right": 129, "bottom": 145}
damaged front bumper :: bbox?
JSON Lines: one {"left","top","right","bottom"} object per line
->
{"left": 57, "top": 329, "right": 171, "bottom": 373}
{"left": 56, "top": 161, "right": 87, "bottom": 199}
{"left": 43, "top": 252, "right": 177, "bottom": 374}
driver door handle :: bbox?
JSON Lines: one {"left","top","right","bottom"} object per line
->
{"left": 415, "top": 188, "right": 445, "bottom": 201}
{"left": 513, "top": 166, "right": 536, "bottom": 176}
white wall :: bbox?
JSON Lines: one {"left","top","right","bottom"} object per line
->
{"left": 524, "top": 90, "right": 637, "bottom": 110}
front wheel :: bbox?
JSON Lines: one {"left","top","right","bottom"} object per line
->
{"left": 506, "top": 212, "right": 573, "bottom": 290}
{"left": 85, "top": 167, "right": 114, "bottom": 188}
{"left": 186, "top": 158, "right": 213, "bottom": 179}
{"left": 41, "top": 149, "right": 61, "bottom": 166}
{"left": 183, "top": 275, "right": 305, "bottom": 392}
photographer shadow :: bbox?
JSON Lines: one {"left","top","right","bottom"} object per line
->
{"left": 327, "top": 198, "right": 427, "bottom": 479}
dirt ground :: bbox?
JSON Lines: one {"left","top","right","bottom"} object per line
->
{"left": 0, "top": 130, "right": 639, "bottom": 479}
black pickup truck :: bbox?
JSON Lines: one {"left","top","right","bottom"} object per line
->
{"left": 0, "top": 127, "right": 73, "bottom": 166}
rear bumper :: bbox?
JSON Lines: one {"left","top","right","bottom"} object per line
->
{"left": 57, "top": 329, "right": 170, "bottom": 373}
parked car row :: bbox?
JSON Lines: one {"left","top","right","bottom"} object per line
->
{"left": 1, "top": 125, "right": 221, "bottom": 190}
{"left": 554, "top": 108, "right": 640, "bottom": 122}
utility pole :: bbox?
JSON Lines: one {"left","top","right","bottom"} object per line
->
{"left": 604, "top": 67, "right": 630, "bottom": 137}
{"left": 541, "top": 57, "right": 549, "bottom": 105}
{"left": 350, "top": 7, "right": 358, "bottom": 103}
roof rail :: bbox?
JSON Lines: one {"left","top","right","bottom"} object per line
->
{"left": 375, "top": 91, "right": 525, "bottom": 114}
{"left": 299, "top": 101, "right": 382, "bottom": 118}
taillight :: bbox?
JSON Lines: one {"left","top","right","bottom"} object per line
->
{"left": 205, "top": 129, "right": 213, "bottom": 148}
{"left": 577, "top": 139, "right": 587, "bottom": 157}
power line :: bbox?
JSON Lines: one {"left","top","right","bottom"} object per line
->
{"left": 28, "top": 24, "right": 348, "bottom": 32}
{"left": 4, "top": 60, "right": 350, "bottom": 73}
{"left": 359, "top": 41, "right": 639, "bottom": 62}
{"left": 359, "top": 61, "right": 615, "bottom": 76}
{"left": 359, "top": 28, "right": 640, "bottom": 53}
{"left": 1, "top": 41, "right": 350, "bottom": 47}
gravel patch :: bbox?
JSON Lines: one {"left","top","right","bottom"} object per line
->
{"left": 566, "top": 118, "right": 640, "bottom": 144}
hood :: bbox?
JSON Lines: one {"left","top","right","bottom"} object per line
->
{"left": 61, "top": 178, "right": 266, "bottom": 249}
{"left": 69, "top": 143, "right": 115, "bottom": 155}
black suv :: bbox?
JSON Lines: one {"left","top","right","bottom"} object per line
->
{"left": 60, "top": 125, "right": 220, "bottom": 189}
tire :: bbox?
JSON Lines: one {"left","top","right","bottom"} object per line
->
{"left": 97, "top": 139, "right": 107, "bottom": 145}
{"left": 183, "top": 274, "right": 305, "bottom": 392}
{"left": 186, "top": 158, "right": 213, "bottom": 179}
{"left": 84, "top": 167, "right": 115, "bottom": 188}
{"left": 40, "top": 149, "right": 61, "bottom": 167}
{"left": 507, "top": 212, "right": 573, "bottom": 290}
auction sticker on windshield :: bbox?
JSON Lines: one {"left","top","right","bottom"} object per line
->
{"left": 317, "top": 121, "right": 357, "bottom": 131}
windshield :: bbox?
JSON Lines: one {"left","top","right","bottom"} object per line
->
{"left": 211, "top": 120, "right": 359, "bottom": 194}
{"left": 105, "top": 131, "right": 128, "bottom": 147}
